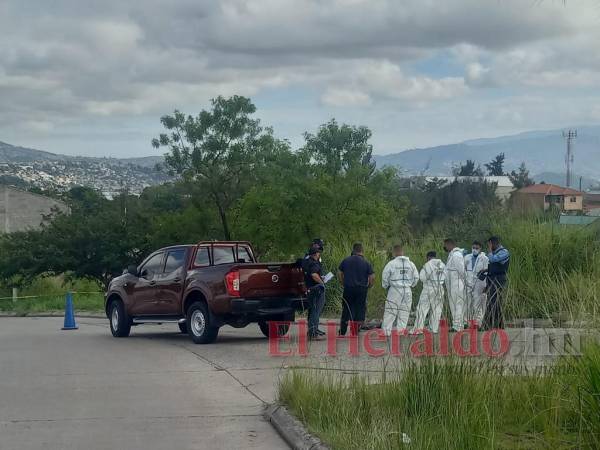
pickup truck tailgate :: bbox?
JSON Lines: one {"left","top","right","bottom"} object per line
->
{"left": 237, "top": 263, "right": 305, "bottom": 298}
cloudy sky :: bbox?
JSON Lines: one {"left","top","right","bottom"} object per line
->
{"left": 1, "top": 0, "right": 600, "bottom": 157}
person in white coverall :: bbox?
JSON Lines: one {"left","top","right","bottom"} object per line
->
{"left": 381, "top": 244, "right": 419, "bottom": 336}
{"left": 464, "top": 240, "right": 489, "bottom": 328}
{"left": 443, "top": 238, "right": 467, "bottom": 331}
{"left": 411, "top": 251, "right": 446, "bottom": 334}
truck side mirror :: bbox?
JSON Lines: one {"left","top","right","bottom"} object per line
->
{"left": 127, "top": 265, "right": 139, "bottom": 277}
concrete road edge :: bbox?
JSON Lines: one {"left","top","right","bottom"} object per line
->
{"left": 263, "top": 404, "right": 329, "bottom": 450}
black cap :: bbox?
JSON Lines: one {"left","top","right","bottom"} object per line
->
{"left": 312, "top": 238, "right": 324, "bottom": 250}
{"left": 308, "top": 246, "right": 321, "bottom": 255}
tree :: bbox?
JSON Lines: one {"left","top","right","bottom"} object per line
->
{"left": 508, "top": 162, "right": 534, "bottom": 189}
{"left": 485, "top": 153, "right": 505, "bottom": 176}
{"left": 235, "top": 121, "right": 406, "bottom": 256}
{"left": 152, "top": 95, "right": 285, "bottom": 239}
{"left": 452, "top": 160, "right": 484, "bottom": 177}
{"left": 0, "top": 187, "right": 151, "bottom": 289}
{"left": 407, "top": 179, "right": 499, "bottom": 228}
{"left": 302, "top": 119, "right": 375, "bottom": 179}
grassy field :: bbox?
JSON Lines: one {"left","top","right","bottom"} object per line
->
{"left": 0, "top": 277, "right": 104, "bottom": 314}
{"left": 2, "top": 214, "right": 598, "bottom": 319}
{"left": 0, "top": 293, "right": 104, "bottom": 314}
{"left": 317, "top": 215, "right": 600, "bottom": 325}
{"left": 279, "top": 345, "right": 600, "bottom": 449}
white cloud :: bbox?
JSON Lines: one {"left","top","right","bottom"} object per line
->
{"left": 1, "top": 0, "right": 600, "bottom": 156}
{"left": 321, "top": 88, "right": 372, "bottom": 107}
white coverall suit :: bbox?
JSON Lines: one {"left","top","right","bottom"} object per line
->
{"left": 445, "top": 248, "right": 466, "bottom": 331}
{"left": 381, "top": 256, "right": 419, "bottom": 335}
{"left": 464, "top": 252, "right": 489, "bottom": 327}
{"left": 412, "top": 258, "right": 446, "bottom": 334}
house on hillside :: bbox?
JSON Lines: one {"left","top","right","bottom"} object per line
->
{"left": 423, "top": 176, "right": 515, "bottom": 201}
{"left": 511, "top": 184, "right": 583, "bottom": 214}
{"left": 0, "top": 185, "right": 68, "bottom": 233}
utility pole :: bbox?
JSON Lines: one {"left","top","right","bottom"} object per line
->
{"left": 562, "top": 129, "right": 577, "bottom": 187}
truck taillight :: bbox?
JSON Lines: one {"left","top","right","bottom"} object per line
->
{"left": 225, "top": 270, "right": 240, "bottom": 297}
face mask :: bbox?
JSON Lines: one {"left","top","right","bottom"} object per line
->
{"left": 472, "top": 248, "right": 480, "bottom": 256}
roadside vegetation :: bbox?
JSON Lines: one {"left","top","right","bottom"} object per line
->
{"left": 0, "top": 95, "right": 597, "bottom": 322}
{"left": 279, "top": 345, "right": 600, "bottom": 450}
{"left": 0, "top": 277, "right": 103, "bottom": 314}
{"left": 321, "top": 213, "right": 600, "bottom": 326}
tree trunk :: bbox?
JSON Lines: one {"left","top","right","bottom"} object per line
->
{"left": 213, "top": 193, "right": 231, "bottom": 240}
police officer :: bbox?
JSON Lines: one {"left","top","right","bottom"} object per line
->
{"left": 481, "top": 236, "right": 510, "bottom": 330}
{"left": 301, "top": 238, "right": 325, "bottom": 336}
{"left": 304, "top": 246, "right": 326, "bottom": 340}
{"left": 337, "top": 242, "right": 375, "bottom": 336}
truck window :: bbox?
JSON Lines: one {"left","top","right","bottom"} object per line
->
{"left": 238, "top": 246, "right": 253, "bottom": 263}
{"left": 213, "top": 246, "right": 235, "bottom": 265}
{"left": 164, "top": 249, "right": 186, "bottom": 273}
{"left": 194, "top": 246, "right": 210, "bottom": 267}
{"left": 139, "top": 252, "right": 164, "bottom": 280}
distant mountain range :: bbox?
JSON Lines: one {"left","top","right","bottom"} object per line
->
{"left": 374, "top": 125, "right": 600, "bottom": 189}
{"left": 0, "top": 141, "right": 169, "bottom": 196}
{"left": 0, "top": 141, "right": 163, "bottom": 168}
{"left": 3, "top": 125, "right": 600, "bottom": 196}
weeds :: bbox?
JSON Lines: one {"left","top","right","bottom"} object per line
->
{"left": 279, "top": 345, "right": 600, "bottom": 449}
{"left": 317, "top": 215, "right": 600, "bottom": 324}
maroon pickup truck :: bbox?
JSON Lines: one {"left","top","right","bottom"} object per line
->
{"left": 104, "top": 241, "right": 306, "bottom": 344}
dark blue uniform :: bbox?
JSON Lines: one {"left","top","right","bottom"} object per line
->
{"left": 303, "top": 256, "right": 324, "bottom": 337}
{"left": 483, "top": 246, "right": 510, "bottom": 329}
{"left": 338, "top": 255, "right": 374, "bottom": 335}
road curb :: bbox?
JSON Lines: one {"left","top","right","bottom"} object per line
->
{"left": 264, "top": 404, "right": 329, "bottom": 450}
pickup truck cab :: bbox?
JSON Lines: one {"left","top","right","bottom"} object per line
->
{"left": 104, "top": 241, "right": 306, "bottom": 344}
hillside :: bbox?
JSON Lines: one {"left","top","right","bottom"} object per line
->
{"left": 374, "top": 126, "right": 600, "bottom": 184}
{"left": 3, "top": 125, "right": 600, "bottom": 197}
{"left": 0, "top": 141, "right": 170, "bottom": 196}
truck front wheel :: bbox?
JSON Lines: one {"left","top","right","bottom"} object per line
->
{"left": 109, "top": 300, "right": 131, "bottom": 338}
{"left": 258, "top": 320, "right": 291, "bottom": 338}
{"left": 186, "top": 302, "right": 219, "bottom": 344}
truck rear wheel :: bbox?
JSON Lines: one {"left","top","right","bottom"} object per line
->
{"left": 258, "top": 320, "right": 290, "bottom": 338}
{"left": 109, "top": 300, "right": 131, "bottom": 338}
{"left": 186, "top": 301, "right": 219, "bottom": 344}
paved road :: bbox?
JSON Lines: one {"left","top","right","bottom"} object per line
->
{"left": 0, "top": 317, "right": 289, "bottom": 450}
{"left": 0, "top": 317, "right": 582, "bottom": 450}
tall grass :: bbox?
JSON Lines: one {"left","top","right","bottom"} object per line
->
{"left": 0, "top": 293, "right": 104, "bottom": 314}
{"left": 317, "top": 215, "right": 600, "bottom": 323}
{"left": 279, "top": 345, "right": 600, "bottom": 449}
{"left": 0, "top": 276, "right": 104, "bottom": 313}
